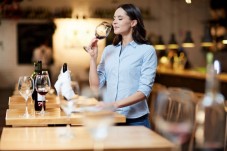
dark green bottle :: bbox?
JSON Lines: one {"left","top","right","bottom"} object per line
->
{"left": 31, "top": 60, "right": 44, "bottom": 111}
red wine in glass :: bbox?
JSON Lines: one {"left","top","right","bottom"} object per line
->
{"left": 35, "top": 72, "right": 51, "bottom": 114}
{"left": 37, "top": 91, "right": 48, "bottom": 96}
{"left": 84, "top": 21, "right": 112, "bottom": 52}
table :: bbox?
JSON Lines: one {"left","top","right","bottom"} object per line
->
{"left": 8, "top": 95, "right": 58, "bottom": 109}
{"left": 0, "top": 126, "right": 175, "bottom": 151}
{"left": 5, "top": 108, "right": 126, "bottom": 126}
{"left": 6, "top": 95, "right": 126, "bottom": 126}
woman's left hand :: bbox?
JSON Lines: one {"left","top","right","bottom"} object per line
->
{"left": 96, "top": 101, "right": 118, "bottom": 111}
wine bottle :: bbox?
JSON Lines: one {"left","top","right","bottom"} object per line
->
{"left": 63, "top": 63, "right": 67, "bottom": 73}
{"left": 31, "top": 61, "right": 42, "bottom": 105}
{"left": 61, "top": 63, "right": 68, "bottom": 100}
{"left": 31, "top": 60, "right": 46, "bottom": 111}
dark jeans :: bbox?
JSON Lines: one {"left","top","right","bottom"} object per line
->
{"left": 117, "top": 114, "right": 151, "bottom": 129}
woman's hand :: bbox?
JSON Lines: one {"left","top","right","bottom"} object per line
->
{"left": 86, "top": 38, "right": 99, "bottom": 60}
{"left": 96, "top": 101, "right": 118, "bottom": 110}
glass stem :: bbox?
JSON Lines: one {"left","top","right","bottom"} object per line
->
{"left": 41, "top": 100, "right": 44, "bottom": 112}
{"left": 173, "top": 144, "right": 181, "bottom": 151}
{"left": 67, "top": 114, "right": 71, "bottom": 127}
{"left": 66, "top": 114, "right": 71, "bottom": 135}
{"left": 40, "top": 95, "right": 45, "bottom": 114}
{"left": 25, "top": 98, "right": 29, "bottom": 117}
{"left": 93, "top": 139, "right": 104, "bottom": 151}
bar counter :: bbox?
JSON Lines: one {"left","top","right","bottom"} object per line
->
{"left": 156, "top": 68, "right": 227, "bottom": 98}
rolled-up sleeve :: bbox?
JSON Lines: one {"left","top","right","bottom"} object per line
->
{"left": 138, "top": 46, "right": 157, "bottom": 98}
{"left": 97, "top": 48, "right": 106, "bottom": 88}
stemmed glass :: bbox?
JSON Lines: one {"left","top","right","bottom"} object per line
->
{"left": 18, "top": 76, "right": 34, "bottom": 118}
{"left": 154, "top": 88, "right": 195, "bottom": 151}
{"left": 71, "top": 80, "right": 80, "bottom": 96}
{"left": 59, "top": 98, "right": 76, "bottom": 139}
{"left": 58, "top": 80, "right": 79, "bottom": 139}
{"left": 81, "top": 87, "right": 115, "bottom": 151}
{"left": 34, "top": 71, "right": 51, "bottom": 115}
{"left": 83, "top": 21, "right": 112, "bottom": 52}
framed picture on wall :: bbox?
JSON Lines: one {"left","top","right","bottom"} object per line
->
{"left": 17, "top": 21, "right": 56, "bottom": 65}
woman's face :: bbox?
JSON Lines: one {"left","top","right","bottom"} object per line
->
{"left": 112, "top": 7, "right": 136, "bottom": 36}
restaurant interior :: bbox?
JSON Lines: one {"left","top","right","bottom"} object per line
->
{"left": 0, "top": 0, "right": 227, "bottom": 150}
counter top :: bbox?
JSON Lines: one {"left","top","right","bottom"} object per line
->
{"left": 157, "top": 68, "right": 227, "bottom": 82}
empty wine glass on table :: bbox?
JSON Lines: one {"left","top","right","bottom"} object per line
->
{"left": 154, "top": 88, "right": 195, "bottom": 151}
{"left": 71, "top": 80, "right": 80, "bottom": 96}
{"left": 83, "top": 21, "right": 112, "bottom": 52}
{"left": 81, "top": 87, "right": 115, "bottom": 151}
{"left": 59, "top": 97, "right": 76, "bottom": 139}
{"left": 18, "top": 76, "right": 34, "bottom": 118}
{"left": 34, "top": 71, "right": 51, "bottom": 115}
{"left": 58, "top": 78, "right": 80, "bottom": 139}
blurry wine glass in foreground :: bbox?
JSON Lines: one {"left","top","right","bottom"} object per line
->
{"left": 35, "top": 71, "right": 51, "bottom": 115}
{"left": 71, "top": 80, "right": 80, "bottom": 96}
{"left": 81, "top": 87, "right": 115, "bottom": 151}
{"left": 83, "top": 21, "right": 112, "bottom": 52}
{"left": 154, "top": 88, "right": 195, "bottom": 151}
{"left": 18, "top": 76, "right": 34, "bottom": 118}
{"left": 59, "top": 98, "right": 76, "bottom": 139}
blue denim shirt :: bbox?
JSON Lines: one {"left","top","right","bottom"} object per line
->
{"left": 97, "top": 41, "right": 157, "bottom": 118}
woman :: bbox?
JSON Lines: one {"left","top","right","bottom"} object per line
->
{"left": 87, "top": 4, "right": 157, "bottom": 128}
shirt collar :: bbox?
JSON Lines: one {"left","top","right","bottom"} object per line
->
{"left": 116, "top": 41, "right": 137, "bottom": 48}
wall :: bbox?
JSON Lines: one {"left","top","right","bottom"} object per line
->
{"left": 0, "top": 0, "right": 211, "bottom": 88}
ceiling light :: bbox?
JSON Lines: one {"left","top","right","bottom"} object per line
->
{"left": 182, "top": 31, "right": 195, "bottom": 48}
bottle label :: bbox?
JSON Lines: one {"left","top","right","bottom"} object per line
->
{"left": 37, "top": 94, "right": 46, "bottom": 101}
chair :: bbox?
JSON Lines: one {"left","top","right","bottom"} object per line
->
{"left": 148, "top": 83, "right": 167, "bottom": 130}
{"left": 166, "top": 87, "right": 197, "bottom": 122}
{"left": 153, "top": 87, "right": 197, "bottom": 151}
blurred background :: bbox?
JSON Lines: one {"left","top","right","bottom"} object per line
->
{"left": 0, "top": 0, "right": 226, "bottom": 89}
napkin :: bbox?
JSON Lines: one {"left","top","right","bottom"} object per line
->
{"left": 54, "top": 68, "right": 75, "bottom": 100}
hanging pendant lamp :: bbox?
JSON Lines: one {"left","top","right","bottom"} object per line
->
{"left": 182, "top": 31, "right": 195, "bottom": 48}
{"left": 201, "top": 25, "right": 213, "bottom": 47}
{"left": 168, "top": 33, "right": 179, "bottom": 49}
{"left": 222, "top": 33, "right": 227, "bottom": 44}
{"left": 155, "top": 36, "right": 166, "bottom": 50}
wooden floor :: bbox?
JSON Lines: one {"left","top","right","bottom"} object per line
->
{"left": 0, "top": 88, "right": 13, "bottom": 136}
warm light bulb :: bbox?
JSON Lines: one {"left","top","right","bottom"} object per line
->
{"left": 155, "top": 44, "right": 166, "bottom": 50}
{"left": 223, "top": 39, "right": 227, "bottom": 44}
{"left": 185, "top": 0, "right": 191, "bottom": 4}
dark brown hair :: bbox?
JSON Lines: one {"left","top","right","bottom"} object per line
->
{"left": 113, "top": 4, "right": 149, "bottom": 45}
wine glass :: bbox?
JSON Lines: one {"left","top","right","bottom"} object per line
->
{"left": 18, "top": 76, "right": 34, "bottom": 118}
{"left": 34, "top": 71, "right": 51, "bottom": 115}
{"left": 81, "top": 86, "right": 115, "bottom": 151}
{"left": 154, "top": 88, "right": 195, "bottom": 151}
{"left": 83, "top": 21, "right": 112, "bottom": 52}
{"left": 71, "top": 80, "right": 80, "bottom": 96}
{"left": 59, "top": 98, "right": 76, "bottom": 139}
{"left": 58, "top": 78, "right": 79, "bottom": 139}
